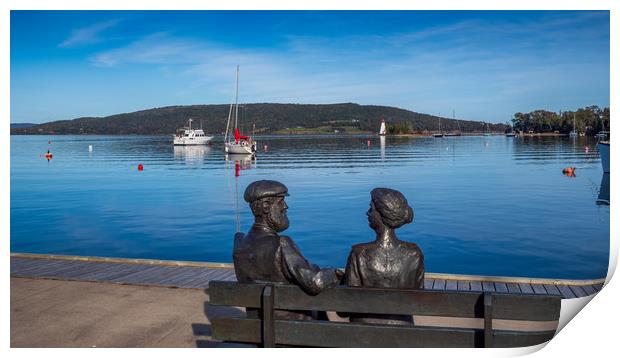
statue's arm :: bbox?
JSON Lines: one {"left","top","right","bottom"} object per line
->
{"left": 415, "top": 252, "right": 425, "bottom": 289}
{"left": 280, "top": 236, "right": 340, "bottom": 295}
{"left": 344, "top": 250, "right": 362, "bottom": 287}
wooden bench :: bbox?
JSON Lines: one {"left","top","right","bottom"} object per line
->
{"left": 209, "top": 281, "right": 561, "bottom": 348}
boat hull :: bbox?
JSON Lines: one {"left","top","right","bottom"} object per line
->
{"left": 173, "top": 136, "right": 212, "bottom": 145}
{"left": 598, "top": 142, "right": 609, "bottom": 173}
{"left": 226, "top": 142, "right": 256, "bottom": 154}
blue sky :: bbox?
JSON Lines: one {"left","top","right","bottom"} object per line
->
{"left": 10, "top": 10, "right": 610, "bottom": 124}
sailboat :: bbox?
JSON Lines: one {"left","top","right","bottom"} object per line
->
{"left": 445, "top": 110, "right": 462, "bottom": 136}
{"left": 569, "top": 113, "right": 577, "bottom": 137}
{"left": 483, "top": 122, "right": 491, "bottom": 136}
{"left": 433, "top": 115, "right": 444, "bottom": 137}
{"left": 506, "top": 120, "right": 516, "bottom": 137}
{"left": 224, "top": 66, "right": 257, "bottom": 155}
{"left": 379, "top": 118, "right": 387, "bottom": 136}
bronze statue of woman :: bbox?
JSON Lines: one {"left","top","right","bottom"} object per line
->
{"left": 343, "top": 187, "right": 424, "bottom": 325}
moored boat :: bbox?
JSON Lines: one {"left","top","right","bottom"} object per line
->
{"left": 224, "top": 66, "right": 256, "bottom": 155}
{"left": 173, "top": 118, "right": 212, "bottom": 145}
{"left": 379, "top": 118, "right": 386, "bottom": 136}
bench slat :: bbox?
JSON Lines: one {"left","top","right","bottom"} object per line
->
{"left": 493, "top": 330, "right": 556, "bottom": 348}
{"left": 209, "top": 282, "right": 561, "bottom": 320}
{"left": 212, "top": 317, "right": 479, "bottom": 348}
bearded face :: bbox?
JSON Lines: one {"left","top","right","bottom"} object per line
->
{"left": 265, "top": 197, "right": 289, "bottom": 232}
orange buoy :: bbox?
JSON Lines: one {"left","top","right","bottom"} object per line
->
{"left": 562, "top": 167, "right": 576, "bottom": 177}
{"left": 138, "top": 164, "right": 143, "bottom": 171}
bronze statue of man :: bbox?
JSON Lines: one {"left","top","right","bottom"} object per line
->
{"left": 233, "top": 180, "right": 342, "bottom": 319}
{"left": 344, "top": 187, "right": 425, "bottom": 325}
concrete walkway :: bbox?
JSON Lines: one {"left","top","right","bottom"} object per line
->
{"left": 10, "top": 277, "right": 245, "bottom": 348}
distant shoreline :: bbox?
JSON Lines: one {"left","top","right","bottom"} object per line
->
{"left": 10, "top": 132, "right": 573, "bottom": 137}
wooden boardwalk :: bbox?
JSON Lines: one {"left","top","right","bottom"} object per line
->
{"left": 10, "top": 254, "right": 604, "bottom": 299}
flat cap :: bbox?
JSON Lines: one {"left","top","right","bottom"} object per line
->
{"left": 244, "top": 180, "right": 289, "bottom": 203}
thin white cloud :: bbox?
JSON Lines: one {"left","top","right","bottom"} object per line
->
{"left": 59, "top": 18, "right": 121, "bottom": 48}
{"left": 84, "top": 12, "right": 608, "bottom": 122}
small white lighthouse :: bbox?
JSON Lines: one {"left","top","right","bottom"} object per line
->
{"left": 379, "top": 118, "right": 386, "bottom": 136}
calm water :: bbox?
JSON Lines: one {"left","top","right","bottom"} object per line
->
{"left": 11, "top": 135, "right": 609, "bottom": 279}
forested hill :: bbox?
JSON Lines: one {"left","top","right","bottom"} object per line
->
{"left": 11, "top": 103, "right": 506, "bottom": 135}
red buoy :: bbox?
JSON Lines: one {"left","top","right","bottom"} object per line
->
{"left": 138, "top": 164, "right": 144, "bottom": 171}
{"left": 562, "top": 167, "right": 576, "bottom": 177}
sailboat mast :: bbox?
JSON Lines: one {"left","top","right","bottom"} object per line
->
{"left": 234, "top": 65, "right": 239, "bottom": 130}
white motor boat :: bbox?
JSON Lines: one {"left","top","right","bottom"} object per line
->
{"left": 224, "top": 66, "right": 257, "bottom": 155}
{"left": 173, "top": 118, "right": 212, "bottom": 145}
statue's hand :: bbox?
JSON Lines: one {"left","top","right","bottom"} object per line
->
{"left": 335, "top": 268, "right": 345, "bottom": 282}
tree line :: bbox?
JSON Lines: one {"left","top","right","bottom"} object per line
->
{"left": 512, "top": 105, "right": 609, "bottom": 135}
{"left": 11, "top": 103, "right": 507, "bottom": 135}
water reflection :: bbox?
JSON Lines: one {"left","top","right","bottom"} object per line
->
{"left": 380, "top": 136, "right": 386, "bottom": 160}
{"left": 225, "top": 153, "right": 256, "bottom": 176}
{"left": 597, "top": 173, "right": 610, "bottom": 205}
{"left": 173, "top": 145, "right": 211, "bottom": 164}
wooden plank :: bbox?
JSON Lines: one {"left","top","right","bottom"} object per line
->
{"left": 569, "top": 285, "right": 587, "bottom": 298}
{"left": 34, "top": 261, "right": 92, "bottom": 278}
{"left": 115, "top": 266, "right": 167, "bottom": 284}
{"left": 12, "top": 260, "right": 73, "bottom": 276}
{"left": 470, "top": 281, "right": 482, "bottom": 292}
{"left": 71, "top": 262, "right": 119, "bottom": 279}
{"left": 172, "top": 267, "right": 218, "bottom": 287}
{"left": 482, "top": 281, "right": 495, "bottom": 293}
{"left": 484, "top": 294, "right": 493, "bottom": 348}
{"left": 492, "top": 295, "right": 561, "bottom": 321}
{"left": 94, "top": 263, "right": 158, "bottom": 282}
{"left": 593, "top": 284, "right": 603, "bottom": 292}
{"left": 212, "top": 318, "right": 479, "bottom": 348}
{"left": 142, "top": 266, "right": 186, "bottom": 285}
{"left": 457, "top": 281, "right": 470, "bottom": 291}
{"left": 543, "top": 284, "right": 561, "bottom": 296}
{"left": 262, "top": 286, "right": 275, "bottom": 347}
{"left": 581, "top": 285, "right": 597, "bottom": 296}
{"left": 156, "top": 267, "right": 205, "bottom": 286}
{"left": 493, "top": 330, "right": 556, "bottom": 348}
{"left": 75, "top": 262, "right": 140, "bottom": 280}
{"left": 433, "top": 279, "right": 446, "bottom": 291}
{"left": 183, "top": 268, "right": 225, "bottom": 288}
{"left": 86, "top": 264, "right": 152, "bottom": 282}
{"left": 11, "top": 258, "right": 48, "bottom": 271}
{"left": 210, "top": 282, "right": 560, "bottom": 320}
{"left": 531, "top": 284, "right": 547, "bottom": 295}
{"left": 222, "top": 271, "right": 238, "bottom": 281}
{"left": 211, "top": 317, "right": 261, "bottom": 344}
{"left": 494, "top": 282, "right": 508, "bottom": 293}
{"left": 190, "top": 269, "right": 236, "bottom": 289}
{"left": 424, "top": 279, "right": 434, "bottom": 289}
{"left": 445, "top": 280, "right": 458, "bottom": 291}
{"left": 518, "top": 283, "right": 534, "bottom": 295}
{"left": 506, "top": 283, "right": 521, "bottom": 294}
{"left": 557, "top": 285, "right": 576, "bottom": 299}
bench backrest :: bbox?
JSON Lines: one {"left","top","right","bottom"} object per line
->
{"left": 209, "top": 281, "right": 561, "bottom": 348}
